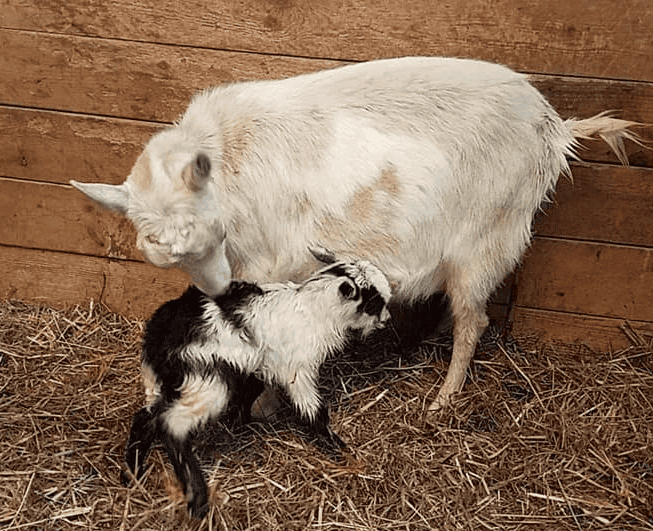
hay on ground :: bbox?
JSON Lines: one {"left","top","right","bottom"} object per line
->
{"left": 0, "top": 298, "right": 651, "bottom": 530}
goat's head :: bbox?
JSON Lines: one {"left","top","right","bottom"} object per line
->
{"left": 70, "top": 129, "right": 231, "bottom": 295}
{"left": 309, "top": 246, "right": 392, "bottom": 336}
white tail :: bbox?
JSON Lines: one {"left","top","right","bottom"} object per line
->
{"left": 566, "top": 112, "right": 645, "bottom": 165}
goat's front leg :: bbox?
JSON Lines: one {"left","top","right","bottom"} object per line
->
{"left": 308, "top": 403, "right": 347, "bottom": 454}
{"left": 122, "top": 406, "right": 159, "bottom": 486}
{"left": 284, "top": 374, "right": 346, "bottom": 455}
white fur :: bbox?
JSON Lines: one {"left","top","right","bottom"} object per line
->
{"left": 188, "top": 260, "right": 391, "bottom": 421}
{"left": 71, "top": 56, "right": 638, "bottom": 411}
{"left": 161, "top": 374, "right": 230, "bottom": 440}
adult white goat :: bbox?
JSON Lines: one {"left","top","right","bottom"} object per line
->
{"left": 71, "top": 56, "right": 639, "bottom": 415}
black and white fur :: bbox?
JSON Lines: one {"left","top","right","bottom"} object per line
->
{"left": 121, "top": 248, "right": 391, "bottom": 518}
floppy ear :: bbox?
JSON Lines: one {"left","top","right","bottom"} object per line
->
{"left": 69, "top": 180, "right": 130, "bottom": 214}
{"left": 309, "top": 245, "right": 337, "bottom": 264}
{"left": 338, "top": 278, "right": 358, "bottom": 300}
{"left": 182, "top": 153, "right": 212, "bottom": 192}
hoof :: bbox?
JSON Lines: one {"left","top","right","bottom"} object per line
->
{"left": 120, "top": 469, "right": 132, "bottom": 487}
{"left": 330, "top": 431, "right": 347, "bottom": 450}
{"left": 188, "top": 493, "right": 209, "bottom": 519}
{"left": 315, "top": 430, "right": 347, "bottom": 460}
{"left": 120, "top": 466, "right": 145, "bottom": 488}
{"left": 251, "top": 386, "right": 282, "bottom": 421}
{"left": 424, "top": 392, "right": 454, "bottom": 424}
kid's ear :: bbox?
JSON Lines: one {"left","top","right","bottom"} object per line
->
{"left": 182, "top": 153, "right": 212, "bottom": 191}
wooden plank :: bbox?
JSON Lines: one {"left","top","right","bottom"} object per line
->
{"left": 0, "top": 177, "right": 141, "bottom": 259}
{"left": 0, "top": 29, "right": 341, "bottom": 123}
{"left": 1, "top": 30, "right": 650, "bottom": 165}
{"left": 3, "top": 29, "right": 653, "bottom": 125}
{"left": 512, "top": 306, "right": 653, "bottom": 351}
{"left": 0, "top": 106, "right": 158, "bottom": 185}
{"left": 2, "top": 242, "right": 650, "bottom": 347}
{"left": 517, "top": 238, "right": 653, "bottom": 323}
{"left": 534, "top": 164, "right": 653, "bottom": 247}
{"left": 0, "top": 245, "right": 188, "bottom": 318}
{"left": 1, "top": 0, "right": 652, "bottom": 81}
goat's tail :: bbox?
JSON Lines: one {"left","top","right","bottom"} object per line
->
{"left": 565, "top": 112, "right": 645, "bottom": 165}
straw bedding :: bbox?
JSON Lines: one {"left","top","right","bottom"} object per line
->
{"left": 0, "top": 298, "right": 651, "bottom": 530}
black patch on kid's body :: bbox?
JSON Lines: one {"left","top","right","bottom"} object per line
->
{"left": 213, "top": 281, "right": 264, "bottom": 340}
{"left": 317, "top": 262, "right": 387, "bottom": 317}
{"left": 142, "top": 286, "right": 209, "bottom": 398}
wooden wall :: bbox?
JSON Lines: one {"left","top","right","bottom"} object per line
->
{"left": 1, "top": 1, "right": 652, "bottom": 349}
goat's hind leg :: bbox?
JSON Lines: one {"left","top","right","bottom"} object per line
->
{"left": 122, "top": 405, "right": 159, "bottom": 486}
{"left": 159, "top": 378, "right": 229, "bottom": 519}
{"left": 427, "top": 266, "right": 489, "bottom": 416}
{"left": 161, "top": 429, "right": 209, "bottom": 519}
{"left": 225, "top": 373, "right": 265, "bottom": 428}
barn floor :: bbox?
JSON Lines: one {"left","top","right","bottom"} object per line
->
{"left": 0, "top": 299, "right": 651, "bottom": 531}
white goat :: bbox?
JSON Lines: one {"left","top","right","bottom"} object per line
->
{"left": 71, "top": 56, "right": 639, "bottom": 414}
{"left": 121, "top": 248, "right": 391, "bottom": 518}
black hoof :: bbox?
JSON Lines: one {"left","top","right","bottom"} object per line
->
{"left": 188, "top": 493, "right": 209, "bottom": 519}
{"left": 120, "top": 463, "right": 149, "bottom": 487}
{"left": 120, "top": 469, "right": 132, "bottom": 487}
{"left": 314, "top": 429, "right": 347, "bottom": 460}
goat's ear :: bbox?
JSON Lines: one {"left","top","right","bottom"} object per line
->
{"left": 70, "top": 180, "right": 130, "bottom": 214}
{"left": 182, "top": 153, "right": 212, "bottom": 192}
{"left": 309, "top": 245, "right": 337, "bottom": 264}
{"left": 338, "top": 278, "right": 358, "bottom": 300}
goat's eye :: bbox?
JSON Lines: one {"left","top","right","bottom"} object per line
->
{"left": 145, "top": 234, "right": 160, "bottom": 245}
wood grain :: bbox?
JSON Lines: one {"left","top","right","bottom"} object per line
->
{"left": 0, "top": 106, "right": 158, "bottom": 185}
{"left": 517, "top": 238, "right": 653, "bottom": 322}
{"left": 0, "top": 177, "right": 141, "bottom": 259}
{"left": 2, "top": 0, "right": 652, "bottom": 81}
{"left": 535, "top": 164, "right": 653, "bottom": 247}
{"left": 2, "top": 29, "right": 653, "bottom": 125}
{"left": 0, "top": 29, "right": 342, "bottom": 123}
{"left": 512, "top": 306, "right": 653, "bottom": 351}
{"left": 0, "top": 245, "right": 188, "bottom": 318}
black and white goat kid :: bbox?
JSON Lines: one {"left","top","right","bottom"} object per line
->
{"left": 121, "top": 248, "right": 391, "bottom": 518}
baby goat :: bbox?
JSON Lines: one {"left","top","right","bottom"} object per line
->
{"left": 122, "top": 248, "right": 391, "bottom": 518}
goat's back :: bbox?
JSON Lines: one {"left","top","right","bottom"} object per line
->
{"left": 175, "top": 57, "right": 574, "bottom": 300}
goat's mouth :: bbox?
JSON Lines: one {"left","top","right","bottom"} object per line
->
{"left": 137, "top": 240, "right": 182, "bottom": 268}
{"left": 137, "top": 234, "right": 198, "bottom": 268}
